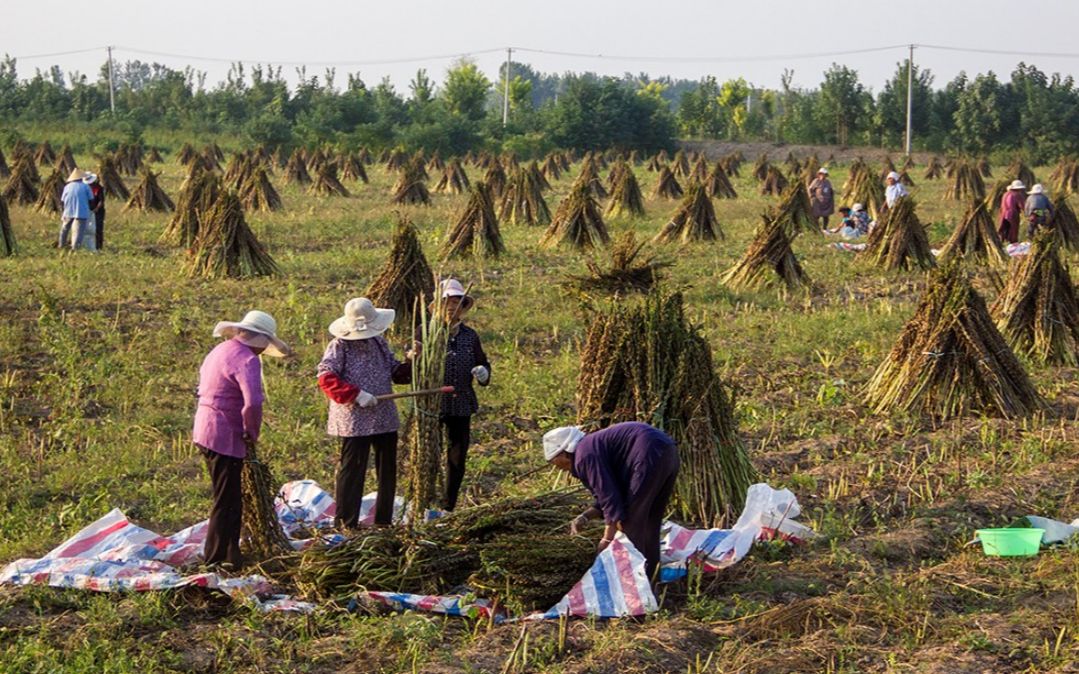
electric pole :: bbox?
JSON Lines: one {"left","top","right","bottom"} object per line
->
{"left": 904, "top": 44, "right": 913, "bottom": 157}
{"left": 107, "top": 45, "right": 116, "bottom": 113}
{"left": 502, "top": 47, "right": 512, "bottom": 127}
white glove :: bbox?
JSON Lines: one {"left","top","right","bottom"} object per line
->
{"left": 357, "top": 390, "right": 378, "bottom": 408}
{"left": 471, "top": 365, "right": 490, "bottom": 384}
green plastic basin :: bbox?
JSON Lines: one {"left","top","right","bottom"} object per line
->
{"left": 975, "top": 528, "right": 1044, "bottom": 557}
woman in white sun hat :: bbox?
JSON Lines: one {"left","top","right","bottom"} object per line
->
{"left": 998, "top": 179, "right": 1027, "bottom": 244}
{"left": 1023, "top": 183, "right": 1054, "bottom": 239}
{"left": 317, "top": 297, "right": 411, "bottom": 528}
{"left": 808, "top": 167, "right": 834, "bottom": 230}
{"left": 193, "top": 310, "right": 290, "bottom": 567}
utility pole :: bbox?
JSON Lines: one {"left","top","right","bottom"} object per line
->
{"left": 904, "top": 44, "right": 913, "bottom": 156}
{"left": 107, "top": 45, "right": 116, "bottom": 113}
{"left": 502, "top": 47, "right": 512, "bottom": 127}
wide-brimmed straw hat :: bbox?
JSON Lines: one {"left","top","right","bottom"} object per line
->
{"left": 329, "top": 298, "right": 395, "bottom": 340}
{"left": 213, "top": 310, "right": 290, "bottom": 357}
{"left": 1028, "top": 184, "right": 1045, "bottom": 195}
{"left": 66, "top": 168, "right": 88, "bottom": 183}
{"left": 543, "top": 426, "right": 585, "bottom": 461}
{"left": 1008, "top": 179, "right": 1026, "bottom": 191}
{"left": 82, "top": 172, "right": 98, "bottom": 184}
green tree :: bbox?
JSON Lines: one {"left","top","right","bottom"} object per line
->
{"left": 818, "top": 64, "right": 871, "bottom": 145}
{"left": 954, "top": 72, "right": 1011, "bottom": 153}
{"left": 442, "top": 59, "right": 491, "bottom": 122}
{"left": 875, "top": 60, "right": 934, "bottom": 149}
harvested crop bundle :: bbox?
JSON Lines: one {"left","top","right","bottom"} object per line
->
{"left": 878, "top": 156, "right": 897, "bottom": 182}
{"left": 406, "top": 299, "right": 450, "bottom": 514}
{"left": 842, "top": 160, "right": 885, "bottom": 220}
{"left": 977, "top": 158, "right": 992, "bottom": 178}
{"left": 771, "top": 181, "right": 815, "bottom": 237}
{"left": 993, "top": 232, "right": 1079, "bottom": 365}
{"left": 759, "top": 166, "right": 788, "bottom": 196}
{"left": 34, "top": 140, "right": 56, "bottom": 166}
{"left": 1006, "top": 159, "right": 1036, "bottom": 188}
{"left": 186, "top": 192, "right": 278, "bottom": 279}
{"left": 705, "top": 161, "right": 737, "bottom": 199}
{"left": 690, "top": 157, "right": 710, "bottom": 183}
{"left": 671, "top": 150, "right": 690, "bottom": 178}
{"left": 125, "top": 168, "right": 174, "bottom": 212}
{"left": 53, "top": 145, "right": 77, "bottom": 177}
{"left": 97, "top": 155, "right": 130, "bottom": 200}
{"left": 391, "top": 160, "right": 430, "bottom": 205}
{"left": 500, "top": 167, "right": 550, "bottom": 226}
{"left": 653, "top": 183, "right": 722, "bottom": 243}
{"left": 0, "top": 148, "right": 9, "bottom": 178}
{"left": 1049, "top": 158, "right": 1079, "bottom": 195}
{"left": 937, "top": 200, "right": 1007, "bottom": 267}
{"left": 146, "top": 147, "right": 163, "bottom": 163}
{"left": 859, "top": 197, "right": 935, "bottom": 271}
{"left": 223, "top": 153, "right": 254, "bottom": 190}
{"left": 178, "top": 143, "right": 198, "bottom": 166}
{"left": 310, "top": 162, "right": 350, "bottom": 198}
{"left": 1051, "top": 194, "right": 1079, "bottom": 251}
{"left": 483, "top": 161, "right": 506, "bottom": 197}
{"left": 34, "top": 169, "right": 64, "bottom": 214}
{"left": 365, "top": 216, "right": 435, "bottom": 329}
{"left": 163, "top": 167, "right": 222, "bottom": 248}
{"left": 983, "top": 179, "right": 1010, "bottom": 220}
{"left": 241, "top": 442, "right": 291, "bottom": 560}
{"left": 576, "top": 156, "right": 607, "bottom": 200}
{"left": 866, "top": 257, "right": 1043, "bottom": 419}
{"left": 576, "top": 292, "right": 755, "bottom": 526}
{"left": 946, "top": 160, "right": 986, "bottom": 201}
{"left": 386, "top": 149, "right": 408, "bottom": 172}
{"left": 2, "top": 158, "right": 40, "bottom": 206}
{"left": 752, "top": 155, "right": 770, "bottom": 182}
{"left": 604, "top": 162, "right": 645, "bottom": 218}
{"left": 0, "top": 194, "right": 15, "bottom": 256}
{"left": 898, "top": 171, "right": 916, "bottom": 187}
{"left": 541, "top": 153, "right": 563, "bottom": 181}
{"left": 924, "top": 156, "right": 944, "bottom": 180}
{"left": 426, "top": 151, "right": 444, "bottom": 173}
{"left": 651, "top": 166, "right": 684, "bottom": 200}
{"left": 569, "top": 231, "right": 669, "bottom": 295}
{"left": 116, "top": 143, "right": 143, "bottom": 176}
{"left": 443, "top": 181, "right": 504, "bottom": 259}
{"left": 720, "top": 152, "right": 743, "bottom": 177}
{"left": 470, "top": 533, "right": 597, "bottom": 612}
{"left": 239, "top": 165, "right": 283, "bottom": 212}
{"left": 285, "top": 149, "right": 311, "bottom": 185}
{"left": 722, "top": 216, "right": 809, "bottom": 290}
{"left": 543, "top": 181, "right": 610, "bottom": 250}
{"left": 527, "top": 160, "right": 550, "bottom": 191}
{"left": 433, "top": 159, "right": 470, "bottom": 195}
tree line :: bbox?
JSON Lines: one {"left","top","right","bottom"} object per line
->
{"left": 2, "top": 55, "right": 1078, "bottom": 158}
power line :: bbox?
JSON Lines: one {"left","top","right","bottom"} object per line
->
{"left": 115, "top": 46, "right": 506, "bottom": 68}
{"left": 511, "top": 44, "right": 911, "bottom": 63}
{"left": 918, "top": 44, "right": 1079, "bottom": 59}
{"left": 8, "top": 47, "right": 105, "bottom": 61}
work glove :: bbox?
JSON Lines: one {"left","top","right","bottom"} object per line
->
{"left": 471, "top": 365, "right": 490, "bottom": 384}
{"left": 569, "top": 513, "right": 589, "bottom": 535}
{"left": 357, "top": 391, "right": 378, "bottom": 408}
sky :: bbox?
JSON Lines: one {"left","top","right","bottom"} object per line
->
{"left": 7, "top": 0, "right": 1079, "bottom": 94}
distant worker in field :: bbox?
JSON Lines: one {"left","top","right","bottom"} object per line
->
{"left": 1024, "top": 184, "right": 1054, "bottom": 239}
{"left": 59, "top": 168, "right": 92, "bottom": 250}
{"left": 193, "top": 311, "right": 290, "bottom": 568}
{"left": 317, "top": 298, "right": 411, "bottom": 529}
{"left": 998, "top": 180, "right": 1027, "bottom": 244}
{"left": 824, "top": 203, "right": 870, "bottom": 239}
{"left": 544, "top": 421, "right": 680, "bottom": 580}
{"left": 808, "top": 167, "right": 835, "bottom": 230}
{"left": 884, "top": 171, "right": 909, "bottom": 210}
{"left": 84, "top": 172, "right": 106, "bottom": 251}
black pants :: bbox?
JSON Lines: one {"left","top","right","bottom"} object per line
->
{"left": 335, "top": 432, "right": 397, "bottom": 527}
{"left": 200, "top": 446, "right": 244, "bottom": 567}
{"left": 94, "top": 209, "right": 105, "bottom": 250}
{"left": 442, "top": 416, "right": 471, "bottom": 511}
{"left": 622, "top": 445, "right": 680, "bottom": 581}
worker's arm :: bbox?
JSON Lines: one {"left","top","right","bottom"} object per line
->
{"left": 236, "top": 357, "right": 265, "bottom": 444}
{"left": 569, "top": 506, "right": 602, "bottom": 534}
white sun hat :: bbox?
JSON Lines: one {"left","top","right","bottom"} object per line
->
{"left": 82, "top": 172, "right": 98, "bottom": 185}
{"left": 440, "top": 278, "right": 475, "bottom": 309}
{"left": 1009, "top": 179, "right": 1026, "bottom": 191}
{"left": 1028, "top": 184, "right": 1045, "bottom": 195}
{"left": 817, "top": 167, "right": 829, "bottom": 175}
{"left": 329, "top": 297, "right": 395, "bottom": 340}
{"left": 543, "top": 426, "right": 586, "bottom": 461}
{"left": 886, "top": 171, "right": 901, "bottom": 182}
{"left": 213, "top": 310, "right": 290, "bottom": 357}
{"left": 852, "top": 203, "right": 865, "bottom": 212}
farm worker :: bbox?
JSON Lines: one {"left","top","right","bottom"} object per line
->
{"left": 544, "top": 421, "right": 681, "bottom": 580}
{"left": 1024, "top": 184, "right": 1054, "bottom": 239}
{"left": 418, "top": 279, "right": 491, "bottom": 511}
{"left": 825, "top": 206, "right": 867, "bottom": 240}
{"left": 58, "top": 168, "right": 92, "bottom": 250}
{"left": 998, "top": 180, "right": 1027, "bottom": 244}
{"left": 317, "top": 298, "right": 411, "bottom": 528}
{"left": 808, "top": 167, "right": 835, "bottom": 229}
{"left": 193, "top": 311, "right": 290, "bottom": 568}
{"left": 84, "top": 172, "right": 106, "bottom": 251}
{"left": 884, "top": 171, "right": 909, "bottom": 209}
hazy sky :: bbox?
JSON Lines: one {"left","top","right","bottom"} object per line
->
{"left": 7, "top": 0, "right": 1079, "bottom": 94}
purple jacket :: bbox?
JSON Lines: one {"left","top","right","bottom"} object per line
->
{"left": 571, "top": 422, "right": 677, "bottom": 524}
{"left": 192, "top": 338, "right": 264, "bottom": 458}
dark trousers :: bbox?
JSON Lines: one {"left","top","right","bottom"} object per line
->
{"left": 999, "top": 218, "right": 1020, "bottom": 244}
{"left": 200, "top": 446, "right": 244, "bottom": 567}
{"left": 94, "top": 209, "right": 105, "bottom": 250}
{"left": 335, "top": 432, "right": 397, "bottom": 527}
{"left": 623, "top": 445, "right": 680, "bottom": 581}
{"left": 442, "top": 416, "right": 471, "bottom": 511}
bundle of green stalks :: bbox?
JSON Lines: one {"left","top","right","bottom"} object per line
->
{"left": 0, "top": 148, "right": 9, "bottom": 178}
{"left": 705, "top": 162, "right": 737, "bottom": 199}
{"left": 937, "top": 200, "right": 1007, "bottom": 267}
{"left": 878, "top": 157, "right": 896, "bottom": 182}
{"left": 651, "top": 166, "right": 684, "bottom": 200}
{"left": 178, "top": 143, "right": 198, "bottom": 166}
{"left": 306, "top": 148, "right": 328, "bottom": 175}
{"left": 125, "top": 168, "right": 175, "bottom": 213}
{"left": 722, "top": 216, "right": 809, "bottom": 291}
{"left": 200, "top": 147, "right": 222, "bottom": 172}
{"left": 859, "top": 197, "right": 935, "bottom": 271}
{"left": 655, "top": 149, "right": 670, "bottom": 164}
{"left": 543, "top": 181, "right": 610, "bottom": 250}
{"left": 239, "top": 165, "right": 283, "bottom": 212}
{"left": 690, "top": 157, "right": 710, "bottom": 183}
{"left": 434, "top": 159, "right": 470, "bottom": 195}
{"left": 771, "top": 181, "right": 815, "bottom": 237}
{"left": 223, "top": 153, "right": 254, "bottom": 189}
{"left": 185, "top": 192, "right": 278, "bottom": 279}
{"left": 784, "top": 152, "right": 801, "bottom": 175}
{"left": 270, "top": 147, "right": 286, "bottom": 169}
{"left": 500, "top": 167, "right": 551, "bottom": 226}
{"left": 924, "top": 156, "right": 944, "bottom": 179}
{"left": 409, "top": 151, "right": 430, "bottom": 181}
{"left": 759, "top": 166, "right": 788, "bottom": 196}
{"left": 671, "top": 150, "right": 690, "bottom": 178}
{"left": 15, "top": 148, "right": 40, "bottom": 185}
{"left": 646, "top": 155, "right": 662, "bottom": 172}
{"left": 569, "top": 231, "right": 669, "bottom": 295}
{"left": 146, "top": 147, "right": 163, "bottom": 163}
{"left": 992, "top": 232, "right": 1079, "bottom": 365}
{"left": 2, "top": 158, "right": 40, "bottom": 205}
{"left": 241, "top": 442, "right": 292, "bottom": 560}
{"left": 541, "top": 154, "right": 563, "bottom": 181}
{"left": 898, "top": 170, "right": 916, "bottom": 187}
{"left": 407, "top": 297, "right": 450, "bottom": 514}
{"left": 800, "top": 156, "right": 821, "bottom": 186}
{"left": 978, "top": 157, "right": 993, "bottom": 178}
{"left": 284, "top": 150, "right": 311, "bottom": 185}
{"left": 1006, "top": 160, "right": 1036, "bottom": 188}
{"left": 34, "top": 140, "right": 56, "bottom": 166}
{"left": 865, "top": 257, "right": 1043, "bottom": 419}
{"left": 483, "top": 161, "right": 507, "bottom": 198}
{"left": 752, "top": 155, "right": 771, "bottom": 182}
{"left": 983, "top": 179, "right": 1010, "bottom": 219}
{"left": 1048, "top": 158, "right": 1079, "bottom": 194}
{"left": 604, "top": 162, "right": 645, "bottom": 218}
{"left": 97, "top": 155, "right": 130, "bottom": 200}
{"left": 470, "top": 533, "right": 598, "bottom": 612}
{"left": 527, "top": 161, "right": 550, "bottom": 191}
{"left": 310, "top": 162, "right": 350, "bottom": 198}
{"left": 33, "top": 169, "right": 64, "bottom": 214}
{"left": 653, "top": 183, "right": 722, "bottom": 243}
{"left": 945, "top": 160, "right": 986, "bottom": 202}
{"left": 720, "top": 152, "right": 743, "bottom": 177}
{"left": 902, "top": 155, "right": 915, "bottom": 170}
{"left": 365, "top": 217, "right": 435, "bottom": 330}
{"left": 0, "top": 194, "right": 15, "bottom": 256}
{"left": 116, "top": 143, "right": 143, "bottom": 176}
{"left": 576, "top": 157, "right": 608, "bottom": 200}
{"left": 385, "top": 149, "right": 409, "bottom": 172}
{"left": 842, "top": 160, "right": 885, "bottom": 220}
{"left": 163, "top": 167, "right": 222, "bottom": 248}
{"left": 443, "top": 181, "right": 504, "bottom": 259}
{"left": 576, "top": 291, "right": 755, "bottom": 526}
{"left": 54, "top": 145, "right": 77, "bottom": 176}
{"left": 426, "top": 151, "right": 445, "bottom": 173}
{"left": 1051, "top": 194, "right": 1079, "bottom": 251}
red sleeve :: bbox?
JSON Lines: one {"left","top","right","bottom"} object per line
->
{"left": 318, "top": 372, "right": 360, "bottom": 404}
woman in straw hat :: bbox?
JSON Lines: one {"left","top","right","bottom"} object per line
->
{"left": 999, "top": 180, "right": 1028, "bottom": 244}
{"left": 193, "top": 310, "right": 290, "bottom": 567}
{"left": 58, "top": 168, "right": 92, "bottom": 250}
{"left": 317, "top": 298, "right": 412, "bottom": 528}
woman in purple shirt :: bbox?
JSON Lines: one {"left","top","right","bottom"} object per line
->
{"left": 193, "top": 310, "right": 289, "bottom": 567}
{"left": 543, "top": 421, "right": 680, "bottom": 580}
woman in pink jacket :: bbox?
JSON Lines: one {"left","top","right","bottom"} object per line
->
{"left": 998, "top": 180, "right": 1027, "bottom": 244}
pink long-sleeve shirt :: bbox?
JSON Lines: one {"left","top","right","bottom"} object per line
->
{"left": 192, "top": 338, "right": 264, "bottom": 458}
{"left": 1000, "top": 190, "right": 1025, "bottom": 225}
